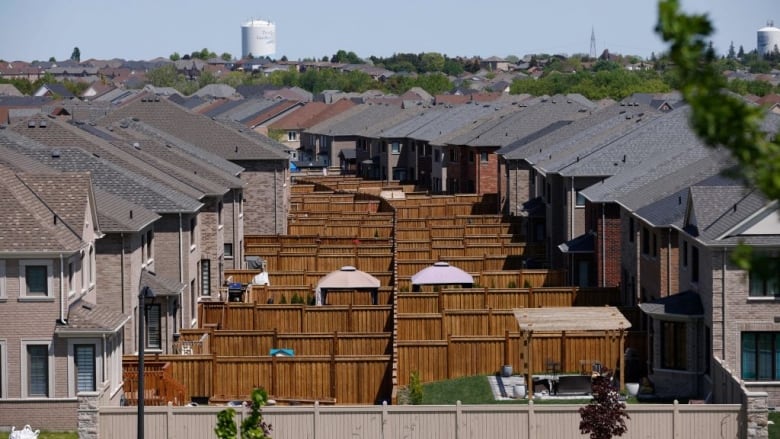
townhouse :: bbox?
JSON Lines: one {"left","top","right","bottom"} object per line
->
{"left": 96, "top": 94, "right": 290, "bottom": 236}
{"left": 268, "top": 99, "right": 356, "bottom": 152}
{"left": 0, "top": 163, "right": 126, "bottom": 430}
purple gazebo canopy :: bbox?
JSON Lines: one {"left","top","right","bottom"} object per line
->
{"left": 411, "top": 261, "right": 474, "bottom": 286}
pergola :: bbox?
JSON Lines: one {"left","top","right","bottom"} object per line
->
{"left": 513, "top": 307, "right": 632, "bottom": 399}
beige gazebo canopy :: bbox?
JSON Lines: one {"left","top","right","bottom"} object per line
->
{"left": 513, "top": 307, "right": 632, "bottom": 398}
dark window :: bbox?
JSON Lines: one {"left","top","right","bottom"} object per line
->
{"left": 692, "top": 246, "right": 700, "bottom": 283}
{"left": 201, "top": 259, "right": 211, "bottom": 296}
{"left": 27, "top": 344, "right": 49, "bottom": 396}
{"left": 75, "top": 344, "right": 96, "bottom": 392}
{"left": 146, "top": 230, "right": 153, "bottom": 261}
{"left": 469, "top": 152, "right": 474, "bottom": 162}
{"left": 25, "top": 265, "right": 48, "bottom": 296}
{"left": 480, "top": 152, "right": 489, "bottom": 163}
{"left": 449, "top": 149, "right": 456, "bottom": 162}
{"left": 217, "top": 202, "right": 223, "bottom": 227}
{"left": 629, "top": 218, "right": 635, "bottom": 242}
{"left": 68, "top": 262, "right": 74, "bottom": 292}
{"left": 391, "top": 142, "right": 400, "bottom": 154}
{"left": 682, "top": 240, "right": 688, "bottom": 267}
{"left": 652, "top": 232, "right": 658, "bottom": 258}
{"left": 742, "top": 332, "right": 780, "bottom": 380}
{"left": 575, "top": 191, "right": 586, "bottom": 207}
{"left": 189, "top": 217, "right": 197, "bottom": 247}
{"left": 145, "top": 304, "right": 161, "bottom": 350}
{"left": 749, "top": 259, "right": 780, "bottom": 296}
{"left": 224, "top": 243, "right": 233, "bottom": 258}
{"left": 642, "top": 228, "right": 650, "bottom": 255}
{"left": 661, "top": 321, "right": 687, "bottom": 370}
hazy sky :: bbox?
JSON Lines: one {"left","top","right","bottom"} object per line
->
{"left": 1, "top": 0, "right": 776, "bottom": 62}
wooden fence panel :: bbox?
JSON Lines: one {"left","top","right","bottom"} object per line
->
{"left": 397, "top": 342, "right": 448, "bottom": 384}
{"left": 278, "top": 253, "right": 317, "bottom": 272}
{"left": 396, "top": 240, "right": 430, "bottom": 250}
{"left": 253, "top": 306, "right": 304, "bottom": 332}
{"left": 221, "top": 304, "right": 257, "bottom": 330}
{"left": 397, "top": 314, "right": 442, "bottom": 340}
{"left": 334, "top": 357, "right": 392, "bottom": 404}
{"left": 397, "top": 248, "right": 432, "bottom": 260}
{"left": 211, "top": 331, "right": 275, "bottom": 356}
{"left": 211, "top": 357, "right": 274, "bottom": 400}
{"left": 316, "top": 254, "right": 357, "bottom": 271}
{"left": 272, "top": 358, "right": 333, "bottom": 401}
{"left": 397, "top": 293, "right": 439, "bottom": 314}
{"left": 449, "top": 337, "right": 507, "bottom": 378}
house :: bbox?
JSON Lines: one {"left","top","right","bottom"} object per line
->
{"left": 0, "top": 164, "right": 127, "bottom": 430}
{"left": 96, "top": 93, "right": 290, "bottom": 236}
{"left": 267, "top": 99, "right": 356, "bottom": 151}
{"left": 33, "top": 83, "right": 76, "bottom": 99}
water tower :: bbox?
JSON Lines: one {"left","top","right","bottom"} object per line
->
{"left": 757, "top": 20, "right": 780, "bottom": 55}
{"left": 241, "top": 19, "right": 276, "bottom": 59}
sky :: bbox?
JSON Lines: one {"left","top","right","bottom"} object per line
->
{"left": 0, "top": 0, "right": 777, "bottom": 62}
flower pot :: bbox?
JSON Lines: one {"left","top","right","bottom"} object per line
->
{"left": 626, "top": 382, "right": 640, "bottom": 397}
{"left": 501, "top": 365, "right": 513, "bottom": 377}
{"left": 513, "top": 384, "right": 526, "bottom": 399}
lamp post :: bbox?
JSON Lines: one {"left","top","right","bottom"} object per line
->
{"left": 137, "top": 286, "right": 155, "bottom": 439}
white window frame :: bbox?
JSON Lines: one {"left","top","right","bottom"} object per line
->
{"left": 67, "top": 338, "right": 102, "bottom": 397}
{"left": 0, "top": 339, "right": 7, "bottom": 399}
{"left": 0, "top": 260, "right": 6, "bottom": 299}
{"left": 19, "top": 260, "right": 54, "bottom": 299}
{"left": 21, "top": 339, "right": 54, "bottom": 399}
{"left": 391, "top": 142, "right": 401, "bottom": 154}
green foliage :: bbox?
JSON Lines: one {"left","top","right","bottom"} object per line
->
{"left": 215, "top": 407, "right": 238, "bottom": 439}
{"left": 170, "top": 52, "right": 181, "bottom": 61}
{"left": 409, "top": 371, "right": 423, "bottom": 405}
{"left": 279, "top": 295, "right": 287, "bottom": 304}
{"left": 330, "top": 49, "right": 362, "bottom": 64}
{"left": 507, "top": 281, "right": 517, "bottom": 289}
{"left": 266, "top": 128, "right": 286, "bottom": 142}
{"left": 657, "top": 0, "right": 780, "bottom": 202}
{"left": 510, "top": 68, "right": 671, "bottom": 100}
{"left": 70, "top": 47, "right": 80, "bottom": 63}
{"left": 221, "top": 52, "right": 233, "bottom": 61}
{"left": 291, "top": 293, "right": 303, "bottom": 304}
{"left": 241, "top": 388, "right": 273, "bottom": 438}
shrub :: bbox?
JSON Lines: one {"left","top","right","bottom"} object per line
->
{"left": 279, "top": 295, "right": 287, "bottom": 304}
{"left": 215, "top": 407, "right": 237, "bottom": 439}
{"left": 507, "top": 281, "right": 517, "bottom": 289}
{"left": 579, "top": 370, "right": 629, "bottom": 439}
{"left": 409, "top": 371, "right": 423, "bottom": 405}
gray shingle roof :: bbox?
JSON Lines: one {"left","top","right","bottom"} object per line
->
{"left": 306, "top": 103, "right": 407, "bottom": 137}
{"left": 0, "top": 164, "right": 84, "bottom": 253}
{"left": 141, "top": 269, "right": 185, "bottom": 296}
{"left": 93, "top": 189, "right": 160, "bottom": 233}
{"left": 55, "top": 300, "right": 130, "bottom": 335}
{"left": 685, "top": 182, "right": 772, "bottom": 245}
{"left": 16, "top": 172, "right": 97, "bottom": 239}
{"left": 97, "top": 94, "right": 289, "bottom": 161}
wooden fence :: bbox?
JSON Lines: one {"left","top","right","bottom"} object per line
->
{"left": 198, "top": 303, "right": 393, "bottom": 333}
{"left": 209, "top": 331, "right": 391, "bottom": 356}
{"left": 396, "top": 331, "right": 647, "bottom": 386}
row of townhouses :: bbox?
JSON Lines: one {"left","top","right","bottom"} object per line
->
{"left": 1, "top": 86, "right": 780, "bottom": 431}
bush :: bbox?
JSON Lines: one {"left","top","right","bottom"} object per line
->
{"left": 279, "top": 295, "right": 287, "bottom": 304}
{"left": 579, "top": 371, "right": 629, "bottom": 439}
{"left": 409, "top": 371, "right": 423, "bottom": 405}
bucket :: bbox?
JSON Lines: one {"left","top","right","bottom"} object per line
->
{"left": 513, "top": 384, "right": 526, "bottom": 399}
{"left": 626, "top": 382, "right": 639, "bottom": 397}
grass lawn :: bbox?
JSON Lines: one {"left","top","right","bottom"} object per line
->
{"left": 37, "top": 433, "right": 77, "bottom": 439}
{"left": 770, "top": 412, "right": 780, "bottom": 439}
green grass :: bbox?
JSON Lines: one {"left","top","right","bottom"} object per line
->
{"left": 769, "top": 411, "right": 780, "bottom": 439}
{"left": 38, "top": 433, "right": 77, "bottom": 439}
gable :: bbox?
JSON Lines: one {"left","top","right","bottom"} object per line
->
{"left": 728, "top": 205, "right": 780, "bottom": 237}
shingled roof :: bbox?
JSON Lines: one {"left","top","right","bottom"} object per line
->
{"left": 55, "top": 300, "right": 130, "bottom": 335}
{"left": 97, "top": 94, "right": 289, "bottom": 161}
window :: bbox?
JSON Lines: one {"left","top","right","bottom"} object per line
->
{"left": 629, "top": 218, "right": 635, "bottom": 243}
{"left": 217, "top": 202, "right": 223, "bottom": 228}
{"left": 450, "top": 149, "right": 457, "bottom": 162}
{"left": 641, "top": 228, "right": 650, "bottom": 255}
{"left": 742, "top": 332, "right": 780, "bottom": 380}
{"left": 0, "top": 260, "right": 6, "bottom": 299}
{"left": 224, "top": 243, "right": 234, "bottom": 258}
{"left": 201, "top": 259, "right": 211, "bottom": 296}
{"left": 20, "top": 260, "right": 52, "bottom": 298}
{"left": 391, "top": 142, "right": 400, "bottom": 154}
{"left": 0, "top": 340, "right": 6, "bottom": 398}
{"left": 146, "top": 230, "right": 154, "bottom": 262}
{"left": 682, "top": 240, "right": 688, "bottom": 267}
{"left": 287, "top": 131, "right": 297, "bottom": 141}
{"left": 145, "top": 304, "right": 161, "bottom": 350}
{"left": 67, "top": 261, "right": 74, "bottom": 294}
{"left": 652, "top": 233, "right": 658, "bottom": 258}
{"left": 575, "top": 191, "right": 586, "bottom": 207}
{"left": 74, "top": 344, "right": 96, "bottom": 392}
{"left": 189, "top": 217, "right": 197, "bottom": 249}
{"left": 469, "top": 152, "right": 474, "bottom": 162}
{"left": 691, "top": 246, "right": 699, "bottom": 283}
{"left": 87, "top": 245, "right": 94, "bottom": 287}
{"left": 190, "top": 279, "right": 197, "bottom": 321}
{"left": 23, "top": 342, "right": 51, "bottom": 397}
{"left": 480, "top": 152, "right": 489, "bottom": 163}
{"left": 749, "top": 259, "right": 780, "bottom": 297}
{"left": 661, "top": 321, "right": 687, "bottom": 370}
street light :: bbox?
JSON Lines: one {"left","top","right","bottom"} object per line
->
{"left": 137, "top": 285, "right": 155, "bottom": 439}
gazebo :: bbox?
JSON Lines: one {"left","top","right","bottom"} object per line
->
{"left": 513, "top": 307, "right": 632, "bottom": 398}
{"left": 410, "top": 261, "right": 474, "bottom": 292}
{"left": 315, "top": 266, "right": 380, "bottom": 305}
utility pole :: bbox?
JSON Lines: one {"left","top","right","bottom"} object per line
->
{"left": 590, "top": 27, "right": 597, "bottom": 59}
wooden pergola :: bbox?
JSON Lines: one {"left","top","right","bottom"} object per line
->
{"left": 513, "top": 307, "right": 632, "bottom": 399}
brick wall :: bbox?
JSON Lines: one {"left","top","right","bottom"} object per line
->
{"left": 503, "top": 161, "right": 532, "bottom": 216}
{"left": 0, "top": 400, "right": 78, "bottom": 431}
{"left": 477, "top": 152, "right": 498, "bottom": 195}
{"left": 234, "top": 160, "right": 289, "bottom": 235}
{"left": 593, "top": 202, "right": 622, "bottom": 288}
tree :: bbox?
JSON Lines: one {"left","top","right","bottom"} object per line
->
{"left": 241, "top": 388, "right": 272, "bottom": 438}
{"left": 737, "top": 45, "right": 745, "bottom": 59}
{"left": 420, "top": 52, "right": 445, "bottom": 73}
{"left": 169, "top": 52, "right": 181, "bottom": 61}
{"left": 727, "top": 41, "right": 736, "bottom": 59}
{"left": 146, "top": 64, "right": 180, "bottom": 87}
{"left": 221, "top": 52, "right": 233, "bottom": 61}
{"left": 579, "top": 372, "right": 629, "bottom": 439}
{"left": 70, "top": 47, "right": 80, "bottom": 63}
{"left": 48, "top": 56, "right": 56, "bottom": 62}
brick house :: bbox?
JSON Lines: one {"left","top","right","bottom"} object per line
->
{"left": 97, "top": 93, "right": 290, "bottom": 236}
{"left": 0, "top": 165, "right": 126, "bottom": 430}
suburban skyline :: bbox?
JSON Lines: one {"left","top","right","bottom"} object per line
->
{"left": 0, "top": 0, "right": 777, "bottom": 63}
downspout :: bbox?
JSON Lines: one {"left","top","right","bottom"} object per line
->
{"left": 635, "top": 224, "right": 641, "bottom": 306}
{"left": 178, "top": 213, "right": 184, "bottom": 284}
{"left": 233, "top": 189, "right": 238, "bottom": 269}
{"left": 721, "top": 248, "right": 726, "bottom": 360}
{"left": 59, "top": 253, "right": 66, "bottom": 324}
{"left": 666, "top": 229, "right": 672, "bottom": 296}
{"left": 120, "top": 233, "right": 125, "bottom": 314}
{"left": 102, "top": 333, "right": 107, "bottom": 385}
{"left": 569, "top": 177, "right": 575, "bottom": 240}
{"left": 601, "top": 204, "right": 606, "bottom": 287}
{"left": 274, "top": 167, "right": 278, "bottom": 234}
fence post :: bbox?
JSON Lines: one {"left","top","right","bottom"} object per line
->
{"left": 313, "top": 400, "right": 320, "bottom": 439}
{"left": 166, "top": 402, "right": 173, "bottom": 439}
{"left": 673, "top": 399, "right": 680, "bottom": 439}
{"left": 528, "top": 399, "right": 535, "bottom": 438}
{"left": 447, "top": 333, "right": 452, "bottom": 379}
{"left": 456, "top": 400, "right": 462, "bottom": 439}
{"left": 381, "top": 400, "right": 388, "bottom": 438}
